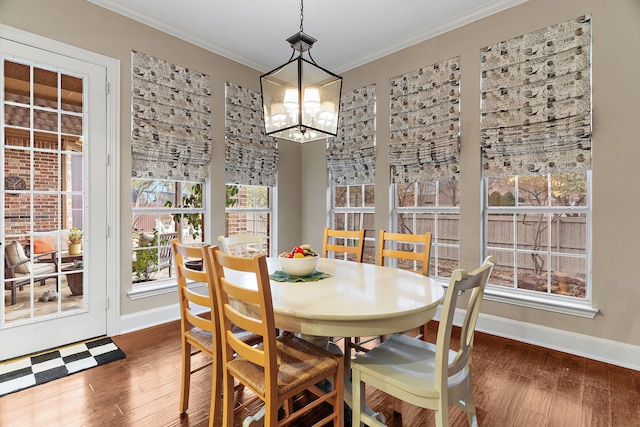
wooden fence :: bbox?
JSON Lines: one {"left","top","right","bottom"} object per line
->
{"left": 343, "top": 213, "right": 586, "bottom": 275}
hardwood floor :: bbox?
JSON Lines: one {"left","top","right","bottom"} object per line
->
{"left": 1, "top": 320, "right": 639, "bottom": 426}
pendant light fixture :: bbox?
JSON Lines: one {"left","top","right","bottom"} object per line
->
{"left": 260, "top": 0, "right": 342, "bottom": 143}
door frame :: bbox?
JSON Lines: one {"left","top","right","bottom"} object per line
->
{"left": 0, "top": 24, "right": 121, "bottom": 338}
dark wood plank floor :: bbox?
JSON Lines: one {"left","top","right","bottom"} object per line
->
{"left": 1, "top": 320, "right": 639, "bottom": 426}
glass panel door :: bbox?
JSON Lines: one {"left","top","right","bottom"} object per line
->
{"left": 1, "top": 35, "right": 108, "bottom": 360}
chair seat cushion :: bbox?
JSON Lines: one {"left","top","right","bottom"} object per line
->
{"left": 227, "top": 334, "right": 338, "bottom": 397}
{"left": 351, "top": 333, "right": 467, "bottom": 399}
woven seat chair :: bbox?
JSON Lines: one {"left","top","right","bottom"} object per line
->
{"left": 206, "top": 246, "right": 344, "bottom": 426}
{"left": 172, "top": 240, "right": 261, "bottom": 426}
{"left": 377, "top": 230, "right": 433, "bottom": 341}
{"left": 321, "top": 227, "right": 365, "bottom": 262}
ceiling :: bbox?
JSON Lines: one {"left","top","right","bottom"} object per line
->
{"left": 88, "top": 0, "right": 526, "bottom": 73}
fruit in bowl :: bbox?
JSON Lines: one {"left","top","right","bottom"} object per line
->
{"left": 279, "top": 244, "right": 319, "bottom": 277}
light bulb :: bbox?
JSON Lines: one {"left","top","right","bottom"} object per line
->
{"left": 283, "top": 88, "right": 298, "bottom": 111}
{"left": 303, "top": 87, "right": 321, "bottom": 112}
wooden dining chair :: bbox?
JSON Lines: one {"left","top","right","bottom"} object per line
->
{"left": 321, "top": 227, "right": 365, "bottom": 263}
{"left": 172, "top": 240, "right": 260, "bottom": 426}
{"left": 378, "top": 229, "right": 433, "bottom": 341}
{"left": 351, "top": 256, "right": 496, "bottom": 427}
{"left": 344, "top": 230, "right": 434, "bottom": 365}
{"left": 377, "top": 229, "right": 433, "bottom": 276}
{"left": 218, "top": 233, "right": 266, "bottom": 258}
{"left": 206, "top": 246, "right": 344, "bottom": 426}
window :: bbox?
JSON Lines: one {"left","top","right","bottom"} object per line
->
{"left": 393, "top": 179, "right": 460, "bottom": 277}
{"left": 330, "top": 183, "right": 375, "bottom": 263}
{"left": 131, "top": 179, "right": 204, "bottom": 284}
{"left": 225, "top": 184, "right": 272, "bottom": 255}
{"left": 484, "top": 172, "right": 591, "bottom": 301}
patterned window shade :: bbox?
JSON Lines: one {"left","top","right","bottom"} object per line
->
{"left": 389, "top": 57, "right": 461, "bottom": 183}
{"left": 225, "top": 82, "right": 278, "bottom": 186}
{"left": 131, "top": 51, "right": 212, "bottom": 181}
{"left": 326, "top": 85, "right": 376, "bottom": 186}
{"left": 480, "top": 15, "right": 592, "bottom": 177}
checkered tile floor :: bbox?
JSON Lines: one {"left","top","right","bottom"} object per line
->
{"left": 0, "top": 337, "right": 125, "bottom": 397}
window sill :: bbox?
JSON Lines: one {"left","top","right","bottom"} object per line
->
{"left": 483, "top": 287, "right": 598, "bottom": 318}
{"left": 432, "top": 277, "right": 598, "bottom": 319}
{"left": 128, "top": 279, "right": 205, "bottom": 300}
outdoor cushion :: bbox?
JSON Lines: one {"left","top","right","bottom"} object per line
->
{"left": 5, "top": 241, "right": 30, "bottom": 274}
{"left": 32, "top": 237, "right": 55, "bottom": 254}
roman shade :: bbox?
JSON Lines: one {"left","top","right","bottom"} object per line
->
{"left": 225, "top": 82, "right": 279, "bottom": 187}
{"left": 131, "top": 51, "right": 212, "bottom": 182}
{"left": 389, "top": 57, "right": 461, "bottom": 183}
{"left": 326, "top": 84, "right": 376, "bottom": 186}
{"left": 480, "top": 15, "right": 592, "bottom": 177}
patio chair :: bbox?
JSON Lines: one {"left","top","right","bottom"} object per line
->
{"left": 4, "top": 241, "right": 59, "bottom": 305}
{"left": 217, "top": 233, "right": 266, "bottom": 258}
{"left": 158, "top": 232, "right": 178, "bottom": 277}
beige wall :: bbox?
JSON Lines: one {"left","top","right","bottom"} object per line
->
{"left": 302, "top": 0, "right": 640, "bottom": 346}
{"left": 0, "top": 0, "right": 302, "bottom": 316}
{"left": 3, "top": 0, "right": 640, "bottom": 348}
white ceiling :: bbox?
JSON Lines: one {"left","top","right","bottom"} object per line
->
{"left": 88, "top": 0, "right": 526, "bottom": 73}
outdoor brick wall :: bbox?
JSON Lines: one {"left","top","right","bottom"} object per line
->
{"left": 4, "top": 133, "right": 73, "bottom": 238}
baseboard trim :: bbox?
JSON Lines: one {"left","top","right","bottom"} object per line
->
{"left": 448, "top": 308, "right": 640, "bottom": 371}
{"left": 119, "top": 303, "right": 640, "bottom": 372}
{"left": 119, "top": 302, "right": 208, "bottom": 335}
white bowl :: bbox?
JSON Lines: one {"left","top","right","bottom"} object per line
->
{"left": 279, "top": 255, "right": 319, "bottom": 277}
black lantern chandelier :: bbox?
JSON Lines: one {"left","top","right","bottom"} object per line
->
{"left": 260, "top": 0, "right": 342, "bottom": 143}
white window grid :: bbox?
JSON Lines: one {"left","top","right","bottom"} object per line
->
{"left": 392, "top": 182, "right": 460, "bottom": 278}
{"left": 482, "top": 173, "right": 592, "bottom": 302}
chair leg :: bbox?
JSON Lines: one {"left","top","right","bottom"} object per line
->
{"left": 179, "top": 341, "right": 191, "bottom": 413}
{"left": 209, "top": 357, "right": 222, "bottom": 427}
{"left": 351, "top": 369, "right": 363, "bottom": 427}
{"left": 344, "top": 337, "right": 352, "bottom": 375}
{"left": 461, "top": 385, "right": 478, "bottom": 427}
{"left": 420, "top": 324, "right": 427, "bottom": 341}
{"left": 222, "top": 371, "right": 236, "bottom": 427}
{"left": 435, "top": 399, "right": 448, "bottom": 427}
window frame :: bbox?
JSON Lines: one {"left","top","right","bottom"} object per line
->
{"left": 328, "top": 183, "right": 375, "bottom": 263}
{"left": 392, "top": 180, "right": 460, "bottom": 278}
{"left": 224, "top": 184, "right": 274, "bottom": 256}
{"left": 129, "top": 178, "right": 206, "bottom": 296}
{"left": 482, "top": 172, "right": 597, "bottom": 318}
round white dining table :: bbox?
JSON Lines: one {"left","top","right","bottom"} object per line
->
{"left": 230, "top": 256, "right": 445, "bottom": 427}
{"left": 262, "top": 257, "right": 445, "bottom": 339}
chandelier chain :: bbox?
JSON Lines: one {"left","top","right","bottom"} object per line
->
{"left": 299, "top": 0, "right": 304, "bottom": 32}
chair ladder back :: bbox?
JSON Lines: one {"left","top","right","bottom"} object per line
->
{"left": 207, "top": 245, "right": 344, "bottom": 426}
{"left": 377, "top": 230, "right": 433, "bottom": 276}
{"left": 322, "top": 227, "right": 365, "bottom": 262}
{"left": 208, "top": 247, "right": 277, "bottom": 371}
{"left": 172, "top": 240, "right": 215, "bottom": 333}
